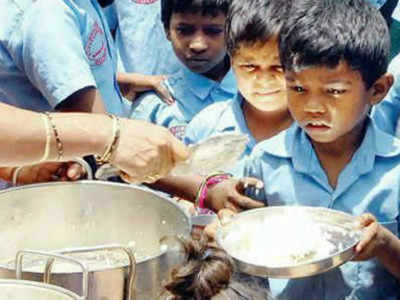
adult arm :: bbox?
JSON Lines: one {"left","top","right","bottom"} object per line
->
{"left": 56, "top": 87, "right": 107, "bottom": 113}
{"left": 0, "top": 102, "right": 188, "bottom": 182}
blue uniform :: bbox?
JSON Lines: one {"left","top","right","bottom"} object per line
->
{"left": 0, "top": 0, "right": 129, "bottom": 116}
{"left": 102, "top": 3, "right": 118, "bottom": 32}
{"left": 131, "top": 66, "right": 237, "bottom": 140}
{"left": 184, "top": 94, "right": 255, "bottom": 173}
{"left": 113, "top": 0, "right": 181, "bottom": 74}
{"left": 241, "top": 119, "right": 400, "bottom": 300}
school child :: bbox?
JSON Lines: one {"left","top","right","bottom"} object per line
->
{"left": 130, "top": 0, "right": 236, "bottom": 140}
{"left": 161, "top": 234, "right": 273, "bottom": 300}
{"left": 184, "top": 0, "right": 293, "bottom": 170}
{"left": 235, "top": 0, "right": 400, "bottom": 298}
{"left": 188, "top": 0, "right": 400, "bottom": 214}
{"left": 142, "top": 0, "right": 293, "bottom": 214}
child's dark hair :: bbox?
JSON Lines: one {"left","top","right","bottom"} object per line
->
{"left": 162, "top": 235, "right": 272, "bottom": 300}
{"left": 161, "top": 0, "right": 230, "bottom": 30}
{"left": 226, "top": 0, "right": 292, "bottom": 56}
{"left": 279, "top": 0, "right": 390, "bottom": 89}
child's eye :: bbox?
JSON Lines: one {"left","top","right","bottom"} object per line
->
{"left": 176, "top": 26, "right": 195, "bottom": 36}
{"left": 241, "top": 64, "right": 257, "bottom": 72}
{"left": 290, "top": 86, "right": 305, "bottom": 93}
{"left": 203, "top": 27, "right": 223, "bottom": 36}
{"left": 272, "top": 65, "right": 284, "bottom": 73}
{"left": 327, "top": 88, "right": 346, "bottom": 95}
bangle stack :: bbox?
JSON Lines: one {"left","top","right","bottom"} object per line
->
{"left": 95, "top": 114, "right": 121, "bottom": 164}
{"left": 195, "top": 172, "right": 232, "bottom": 210}
{"left": 12, "top": 112, "right": 63, "bottom": 186}
{"left": 44, "top": 112, "right": 64, "bottom": 161}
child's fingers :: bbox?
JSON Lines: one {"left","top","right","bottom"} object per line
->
{"left": 204, "top": 218, "right": 220, "bottom": 241}
{"left": 238, "top": 177, "right": 264, "bottom": 191}
{"left": 353, "top": 241, "right": 376, "bottom": 261}
{"left": 154, "top": 77, "right": 175, "bottom": 105}
{"left": 223, "top": 201, "right": 239, "bottom": 213}
{"left": 357, "top": 213, "right": 376, "bottom": 228}
{"left": 229, "top": 192, "right": 265, "bottom": 209}
{"left": 355, "top": 221, "right": 378, "bottom": 253}
{"left": 218, "top": 209, "right": 236, "bottom": 226}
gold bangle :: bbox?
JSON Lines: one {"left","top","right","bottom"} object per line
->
{"left": 45, "top": 112, "right": 63, "bottom": 161}
{"left": 96, "top": 114, "right": 121, "bottom": 164}
{"left": 12, "top": 166, "right": 24, "bottom": 186}
{"left": 39, "top": 113, "right": 51, "bottom": 162}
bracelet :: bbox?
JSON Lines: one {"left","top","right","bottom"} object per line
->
{"left": 45, "top": 112, "right": 63, "bottom": 161}
{"left": 39, "top": 113, "right": 51, "bottom": 162}
{"left": 195, "top": 172, "right": 232, "bottom": 209}
{"left": 95, "top": 114, "right": 121, "bottom": 164}
{"left": 11, "top": 166, "right": 24, "bottom": 186}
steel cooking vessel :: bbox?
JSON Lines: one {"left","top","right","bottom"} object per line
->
{"left": 0, "top": 181, "right": 191, "bottom": 299}
{"left": 0, "top": 279, "right": 81, "bottom": 300}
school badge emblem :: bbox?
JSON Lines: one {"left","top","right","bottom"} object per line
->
{"left": 85, "top": 21, "right": 107, "bottom": 66}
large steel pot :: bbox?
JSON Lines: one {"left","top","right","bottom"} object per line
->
{"left": 0, "top": 280, "right": 81, "bottom": 300}
{"left": 1, "top": 251, "right": 88, "bottom": 300}
{"left": 0, "top": 181, "right": 191, "bottom": 299}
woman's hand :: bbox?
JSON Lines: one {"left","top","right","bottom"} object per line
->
{"left": 110, "top": 119, "right": 189, "bottom": 184}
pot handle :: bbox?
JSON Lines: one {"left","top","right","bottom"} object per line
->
{"left": 53, "top": 244, "right": 137, "bottom": 300}
{"left": 15, "top": 249, "right": 89, "bottom": 300}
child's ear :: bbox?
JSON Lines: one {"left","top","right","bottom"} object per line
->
{"left": 369, "top": 73, "right": 394, "bottom": 105}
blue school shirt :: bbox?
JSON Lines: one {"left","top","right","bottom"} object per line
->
{"left": 184, "top": 94, "right": 256, "bottom": 173}
{"left": 114, "top": 0, "right": 181, "bottom": 74}
{"left": 102, "top": 3, "right": 118, "bottom": 32}
{"left": 371, "top": 54, "right": 400, "bottom": 135}
{"left": 241, "top": 119, "right": 400, "bottom": 300}
{"left": 0, "top": 0, "right": 128, "bottom": 116}
{"left": 130, "top": 66, "right": 237, "bottom": 140}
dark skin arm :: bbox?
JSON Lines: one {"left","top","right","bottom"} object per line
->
{"left": 148, "top": 175, "right": 203, "bottom": 202}
{"left": 117, "top": 73, "right": 174, "bottom": 104}
{"left": 148, "top": 175, "right": 264, "bottom": 212}
{"left": 56, "top": 87, "right": 107, "bottom": 113}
